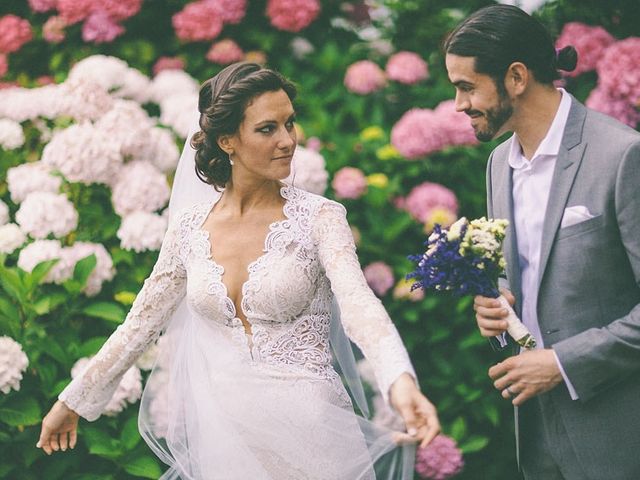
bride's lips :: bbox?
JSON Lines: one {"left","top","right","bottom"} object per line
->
{"left": 272, "top": 154, "right": 293, "bottom": 161}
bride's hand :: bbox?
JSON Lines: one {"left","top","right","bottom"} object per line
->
{"left": 389, "top": 373, "right": 440, "bottom": 448}
{"left": 36, "top": 400, "right": 79, "bottom": 455}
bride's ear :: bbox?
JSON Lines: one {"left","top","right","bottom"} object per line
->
{"left": 216, "top": 135, "right": 234, "bottom": 155}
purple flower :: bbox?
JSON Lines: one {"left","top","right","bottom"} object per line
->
{"left": 415, "top": 435, "right": 464, "bottom": 480}
{"left": 82, "top": 11, "right": 124, "bottom": 44}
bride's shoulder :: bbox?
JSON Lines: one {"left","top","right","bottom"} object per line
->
{"left": 170, "top": 202, "right": 210, "bottom": 231}
{"left": 283, "top": 185, "right": 346, "bottom": 217}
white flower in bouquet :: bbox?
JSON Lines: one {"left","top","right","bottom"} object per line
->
{"left": 159, "top": 92, "right": 199, "bottom": 138}
{"left": 6, "top": 162, "right": 62, "bottom": 203}
{"left": 111, "top": 161, "right": 170, "bottom": 216}
{"left": 0, "top": 199, "right": 8, "bottom": 225}
{"left": 57, "top": 77, "right": 115, "bottom": 122}
{"left": 95, "top": 99, "right": 155, "bottom": 160}
{"left": 0, "top": 336, "right": 29, "bottom": 394}
{"left": 0, "top": 224, "right": 27, "bottom": 254}
{"left": 42, "top": 122, "right": 123, "bottom": 184}
{"left": 64, "top": 242, "right": 115, "bottom": 296}
{"left": 150, "top": 69, "right": 199, "bottom": 105}
{"left": 0, "top": 119, "right": 25, "bottom": 149}
{"left": 283, "top": 145, "right": 329, "bottom": 195}
{"left": 117, "top": 211, "right": 168, "bottom": 252}
{"left": 16, "top": 192, "right": 78, "bottom": 239}
{"left": 17, "top": 239, "right": 73, "bottom": 283}
{"left": 70, "top": 357, "right": 142, "bottom": 415}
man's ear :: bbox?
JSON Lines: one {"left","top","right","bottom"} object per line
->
{"left": 504, "top": 62, "right": 529, "bottom": 96}
{"left": 217, "top": 135, "right": 234, "bottom": 155}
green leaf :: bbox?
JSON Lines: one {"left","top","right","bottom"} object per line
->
{"left": 450, "top": 416, "right": 467, "bottom": 441}
{"left": 0, "top": 265, "right": 27, "bottom": 303}
{"left": 78, "top": 336, "right": 108, "bottom": 357}
{"left": 73, "top": 254, "right": 97, "bottom": 288}
{"left": 0, "top": 396, "right": 42, "bottom": 427}
{"left": 33, "top": 292, "right": 68, "bottom": 316}
{"left": 40, "top": 337, "right": 68, "bottom": 364}
{"left": 459, "top": 435, "right": 490, "bottom": 454}
{"left": 82, "top": 302, "right": 125, "bottom": 324}
{"left": 27, "top": 259, "right": 60, "bottom": 290}
{"left": 83, "top": 424, "right": 122, "bottom": 459}
{"left": 120, "top": 415, "right": 142, "bottom": 450}
{"left": 121, "top": 455, "right": 163, "bottom": 479}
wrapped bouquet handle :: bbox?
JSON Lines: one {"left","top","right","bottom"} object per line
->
{"left": 496, "top": 294, "right": 536, "bottom": 349}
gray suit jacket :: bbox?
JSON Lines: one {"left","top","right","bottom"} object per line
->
{"left": 486, "top": 96, "right": 640, "bottom": 478}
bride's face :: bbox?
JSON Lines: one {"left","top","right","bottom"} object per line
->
{"left": 224, "top": 89, "right": 297, "bottom": 182}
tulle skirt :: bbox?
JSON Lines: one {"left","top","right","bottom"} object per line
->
{"left": 139, "top": 302, "right": 414, "bottom": 479}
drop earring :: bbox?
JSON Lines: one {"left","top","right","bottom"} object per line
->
{"left": 228, "top": 153, "right": 234, "bottom": 166}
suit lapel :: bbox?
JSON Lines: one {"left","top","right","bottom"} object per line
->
{"left": 537, "top": 99, "right": 588, "bottom": 288}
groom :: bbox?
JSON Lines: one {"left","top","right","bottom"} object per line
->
{"left": 444, "top": 5, "right": 640, "bottom": 479}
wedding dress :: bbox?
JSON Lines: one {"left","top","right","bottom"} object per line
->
{"left": 58, "top": 118, "right": 417, "bottom": 479}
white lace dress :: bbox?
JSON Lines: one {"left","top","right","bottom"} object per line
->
{"left": 59, "top": 185, "right": 416, "bottom": 480}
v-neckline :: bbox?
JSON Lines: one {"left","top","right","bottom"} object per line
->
{"left": 198, "top": 184, "right": 292, "bottom": 332}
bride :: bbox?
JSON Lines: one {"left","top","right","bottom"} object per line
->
{"left": 37, "top": 62, "right": 440, "bottom": 479}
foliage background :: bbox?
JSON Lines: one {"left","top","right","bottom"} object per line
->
{"left": 0, "top": 0, "right": 638, "bottom": 478}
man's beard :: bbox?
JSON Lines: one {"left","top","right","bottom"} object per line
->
{"left": 469, "top": 93, "right": 513, "bottom": 142}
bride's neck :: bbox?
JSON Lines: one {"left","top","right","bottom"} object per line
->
{"left": 220, "top": 178, "right": 283, "bottom": 216}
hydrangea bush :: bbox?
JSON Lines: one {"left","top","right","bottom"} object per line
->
{"left": 0, "top": 1, "right": 638, "bottom": 478}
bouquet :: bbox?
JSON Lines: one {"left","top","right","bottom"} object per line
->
{"left": 407, "top": 217, "right": 536, "bottom": 349}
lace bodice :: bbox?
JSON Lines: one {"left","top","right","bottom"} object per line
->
{"left": 59, "top": 185, "right": 416, "bottom": 421}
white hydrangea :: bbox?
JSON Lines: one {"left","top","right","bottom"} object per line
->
{"left": 291, "top": 37, "right": 315, "bottom": 59}
{"left": 70, "top": 357, "right": 143, "bottom": 416}
{"left": 67, "top": 55, "right": 136, "bottom": 100}
{"left": 117, "top": 211, "right": 168, "bottom": 252}
{"left": 7, "top": 162, "right": 62, "bottom": 204}
{"left": 115, "top": 68, "right": 152, "bottom": 104}
{"left": 111, "top": 161, "right": 170, "bottom": 216}
{"left": 0, "top": 337, "right": 29, "bottom": 394}
{"left": 95, "top": 99, "right": 155, "bottom": 160}
{"left": 130, "top": 127, "right": 180, "bottom": 172}
{"left": 0, "top": 224, "right": 27, "bottom": 255}
{"left": 64, "top": 242, "right": 115, "bottom": 296}
{"left": 42, "top": 122, "right": 123, "bottom": 185}
{"left": 17, "top": 239, "right": 72, "bottom": 283}
{"left": 0, "top": 199, "right": 8, "bottom": 225}
{"left": 0, "top": 84, "right": 60, "bottom": 122}
{"left": 159, "top": 92, "right": 199, "bottom": 138}
{"left": 0, "top": 119, "right": 25, "bottom": 150}
{"left": 56, "top": 77, "right": 115, "bottom": 122}
{"left": 150, "top": 70, "right": 199, "bottom": 105}
{"left": 15, "top": 192, "right": 78, "bottom": 239}
{"left": 284, "top": 145, "right": 329, "bottom": 195}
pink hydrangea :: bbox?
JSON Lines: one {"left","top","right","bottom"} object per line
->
{"left": 95, "top": 0, "right": 143, "bottom": 22}
{"left": 344, "top": 60, "right": 386, "bottom": 95}
{"left": 0, "top": 15, "right": 33, "bottom": 54}
{"left": 399, "top": 182, "right": 458, "bottom": 223}
{"left": 556, "top": 22, "right": 615, "bottom": 77}
{"left": 57, "top": 0, "right": 94, "bottom": 24}
{"left": 386, "top": 51, "right": 429, "bottom": 85}
{"left": 434, "top": 100, "right": 479, "bottom": 147}
{"left": 28, "top": 0, "right": 57, "bottom": 13}
{"left": 391, "top": 108, "right": 445, "bottom": 159}
{"left": 596, "top": 37, "right": 640, "bottom": 104}
{"left": 586, "top": 86, "right": 640, "bottom": 128}
{"left": 0, "top": 55, "right": 7, "bottom": 78}
{"left": 214, "top": 0, "right": 247, "bottom": 24}
{"left": 331, "top": 167, "right": 367, "bottom": 199}
{"left": 363, "top": 261, "right": 394, "bottom": 297}
{"left": 152, "top": 56, "right": 185, "bottom": 76}
{"left": 415, "top": 435, "right": 464, "bottom": 480}
{"left": 43, "top": 16, "right": 67, "bottom": 44}
{"left": 206, "top": 39, "right": 244, "bottom": 64}
{"left": 266, "top": 0, "right": 321, "bottom": 32}
{"left": 172, "top": 1, "right": 223, "bottom": 42}
{"left": 82, "top": 11, "right": 125, "bottom": 44}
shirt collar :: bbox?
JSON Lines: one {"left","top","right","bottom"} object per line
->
{"left": 507, "top": 88, "right": 572, "bottom": 170}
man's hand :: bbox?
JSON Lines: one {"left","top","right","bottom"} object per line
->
{"left": 489, "top": 349, "right": 563, "bottom": 406}
{"left": 473, "top": 288, "right": 515, "bottom": 337}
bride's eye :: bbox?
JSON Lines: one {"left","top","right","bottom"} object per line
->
{"left": 258, "top": 125, "right": 275, "bottom": 134}
{"left": 285, "top": 120, "right": 295, "bottom": 131}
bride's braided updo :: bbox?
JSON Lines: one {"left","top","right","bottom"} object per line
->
{"left": 190, "top": 62, "right": 297, "bottom": 190}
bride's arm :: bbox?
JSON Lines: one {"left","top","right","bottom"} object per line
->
{"left": 56, "top": 214, "right": 188, "bottom": 421}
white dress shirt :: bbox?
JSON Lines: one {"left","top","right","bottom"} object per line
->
{"left": 507, "top": 88, "right": 578, "bottom": 400}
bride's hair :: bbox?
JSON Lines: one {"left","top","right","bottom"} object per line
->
{"left": 191, "top": 62, "right": 297, "bottom": 190}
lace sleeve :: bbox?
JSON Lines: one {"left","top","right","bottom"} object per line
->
{"left": 312, "top": 201, "right": 416, "bottom": 402}
{"left": 58, "top": 215, "right": 187, "bottom": 421}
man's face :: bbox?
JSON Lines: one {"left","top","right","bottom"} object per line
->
{"left": 445, "top": 54, "right": 514, "bottom": 142}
